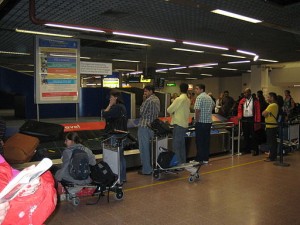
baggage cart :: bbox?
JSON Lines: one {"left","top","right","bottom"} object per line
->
{"left": 151, "top": 134, "right": 202, "bottom": 183}
{"left": 61, "top": 131, "right": 128, "bottom": 206}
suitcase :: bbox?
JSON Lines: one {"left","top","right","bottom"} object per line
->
{"left": 3, "top": 133, "right": 40, "bottom": 164}
{"left": 19, "top": 120, "right": 64, "bottom": 142}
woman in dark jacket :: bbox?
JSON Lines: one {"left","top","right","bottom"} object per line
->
{"left": 103, "top": 90, "right": 128, "bottom": 183}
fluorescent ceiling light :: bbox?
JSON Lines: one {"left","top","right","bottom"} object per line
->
{"left": 157, "top": 62, "right": 181, "bottom": 66}
{"left": 247, "top": 70, "right": 251, "bottom": 73}
{"left": 202, "top": 66, "right": 213, "bottom": 69}
{"left": 106, "top": 40, "right": 150, "bottom": 47}
{"left": 189, "top": 63, "right": 218, "bottom": 68}
{"left": 113, "top": 31, "right": 176, "bottom": 42}
{"left": 50, "top": 53, "right": 77, "bottom": 58}
{"left": 211, "top": 9, "right": 262, "bottom": 23}
{"left": 221, "top": 54, "right": 246, "bottom": 59}
{"left": 200, "top": 74, "right": 213, "bottom": 76}
{"left": 129, "top": 71, "right": 143, "bottom": 75}
{"left": 183, "top": 41, "right": 228, "bottom": 51}
{"left": 259, "top": 59, "right": 278, "bottom": 63}
{"left": 221, "top": 68, "right": 238, "bottom": 71}
{"left": 80, "top": 57, "right": 91, "bottom": 59}
{"left": 237, "top": 49, "right": 257, "bottom": 56}
{"left": 45, "top": 23, "right": 105, "bottom": 33}
{"left": 112, "top": 59, "right": 140, "bottom": 63}
{"left": 18, "top": 70, "right": 34, "bottom": 73}
{"left": 15, "top": 28, "right": 73, "bottom": 38}
{"left": 176, "top": 72, "right": 190, "bottom": 75}
{"left": 0, "top": 51, "right": 30, "bottom": 55}
{"left": 228, "top": 60, "right": 250, "bottom": 64}
{"left": 156, "top": 68, "right": 168, "bottom": 72}
{"left": 115, "top": 69, "right": 136, "bottom": 71}
{"left": 253, "top": 55, "right": 259, "bottom": 61}
{"left": 169, "top": 66, "right": 187, "bottom": 70}
{"left": 186, "top": 78, "right": 197, "bottom": 80}
{"left": 172, "top": 48, "right": 204, "bottom": 53}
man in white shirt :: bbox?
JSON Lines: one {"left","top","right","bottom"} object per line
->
{"left": 167, "top": 83, "right": 191, "bottom": 164}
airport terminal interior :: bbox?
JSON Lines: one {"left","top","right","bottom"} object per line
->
{"left": 1, "top": 0, "right": 300, "bottom": 224}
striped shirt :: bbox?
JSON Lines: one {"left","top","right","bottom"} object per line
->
{"left": 194, "top": 92, "right": 215, "bottom": 123}
{"left": 138, "top": 94, "right": 160, "bottom": 127}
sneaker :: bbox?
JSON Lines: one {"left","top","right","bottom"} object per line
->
{"left": 202, "top": 161, "right": 209, "bottom": 164}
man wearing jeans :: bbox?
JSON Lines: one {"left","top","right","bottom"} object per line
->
{"left": 138, "top": 85, "right": 160, "bottom": 175}
{"left": 167, "top": 83, "right": 191, "bottom": 164}
{"left": 194, "top": 84, "right": 215, "bottom": 164}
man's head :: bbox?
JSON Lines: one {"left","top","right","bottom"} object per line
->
{"left": 180, "top": 83, "right": 189, "bottom": 93}
{"left": 243, "top": 88, "right": 252, "bottom": 98}
{"left": 144, "top": 85, "right": 155, "bottom": 98}
{"left": 194, "top": 84, "right": 205, "bottom": 95}
{"left": 223, "top": 91, "right": 229, "bottom": 97}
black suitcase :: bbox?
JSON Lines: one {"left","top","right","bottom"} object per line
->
{"left": 19, "top": 120, "right": 64, "bottom": 142}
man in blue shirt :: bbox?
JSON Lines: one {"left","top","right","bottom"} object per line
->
{"left": 194, "top": 84, "right": 215, "bottom": 164}
{"left": 138, "top": 85, "right": 160, "bottom": 175}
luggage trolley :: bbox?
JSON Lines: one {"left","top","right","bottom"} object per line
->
{"left": 101, "top": 130, "right": 128, "bottom": 201}
{"left": 61, "top": 131, "right": 127, "bottom": 206}
{"left": 151, "top": 128, "right": 202, "bottom": 183}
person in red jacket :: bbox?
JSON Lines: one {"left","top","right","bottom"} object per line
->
{"left": 238, "top": 88, "right": 261, "bottom": 155}
{"left": 0, "top": 155, "right": 57, "bottom": 225}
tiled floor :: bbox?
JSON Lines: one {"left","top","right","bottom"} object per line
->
{"left": 45, "top": 151, "right": 300, "bottom": 225}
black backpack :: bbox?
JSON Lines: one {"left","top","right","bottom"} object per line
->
{"left": 157, "top": 147, "right": 179, "bottom": 169}
{"left": 90, "top": 161, "right": 116, "bottom": 186}
{"left": 150, "top": 119, "right": 171, "bottom": 137}
{"left": 69, "top": 148, "right": 90, "bottom": 180}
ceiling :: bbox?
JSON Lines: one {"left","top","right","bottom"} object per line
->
{"left": 0, "top": 0, "right": 300, "bottom": 80}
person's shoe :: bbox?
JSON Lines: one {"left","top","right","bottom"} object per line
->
{"left": 137, "top": 170, "right": 152, "bottom": 175}
{"left": 202, "top": 161, "right": 209, "bottom": 164}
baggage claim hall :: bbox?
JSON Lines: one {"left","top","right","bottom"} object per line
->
{"left": 0, "top": 0, "right": 300, "bottom": 224}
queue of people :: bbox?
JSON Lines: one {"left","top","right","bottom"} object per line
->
{"left": 0, "top": 85, "right": 297, "bottom": 224}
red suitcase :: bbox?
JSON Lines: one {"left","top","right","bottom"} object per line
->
{"left": 3, "top": 133, "right": 40, "bottom": 164}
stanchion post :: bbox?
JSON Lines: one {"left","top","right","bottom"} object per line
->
{"left": 237, "top": 119, "right": 241, "bottom": 155}
{"left": 274, "top": 122, "right": 290, "bottom": 167}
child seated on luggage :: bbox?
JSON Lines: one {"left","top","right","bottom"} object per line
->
{"left": 54, "top": 132, "right": 96, "bottom": 185}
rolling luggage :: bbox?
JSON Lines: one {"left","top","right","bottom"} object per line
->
{"left": 19, "top": 120, "right": 64, "bottom": 142}
{"left": 3, "top": 133, "right": 40, "bottom": 164}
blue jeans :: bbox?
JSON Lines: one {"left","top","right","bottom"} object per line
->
{"left": 138, "top": 126, "right": 154, "bottom": 174}
{"left": 172, "top": 125, "right": 187, "bottom": 164}
{"left": 195, "top": 122, "right": 212, "bottom": 162}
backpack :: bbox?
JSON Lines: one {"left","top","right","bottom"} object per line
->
{"left": 90, "top": 161, "right": 116, "bottom": 186}
{"left": 157, "top": 147, "right": 179, "bottom": 169}
{"left": 69, "top": 148, "right": 90, "bottom": 180}
{"left": 150, "top": 119, "right": 171, "bottom": 137}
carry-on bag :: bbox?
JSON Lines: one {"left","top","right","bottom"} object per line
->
{"left": 3, "top": 133, "right": 40, "bottom": 163}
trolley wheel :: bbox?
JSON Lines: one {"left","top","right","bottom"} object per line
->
{"left": 67, "top": 194, "right": 72, "bottom": 202}
{"left": 153, "top": 171, "right": 160, "bottom": 180}
{"left": 188, "top": 176, "right": 195, "bottom": 183}
{"left": 114, "top": 190, "right": 124, "bottom": 200}
{"left": 72, "top": 197, "right": 80, "bottom": 206}
{"left": 194, "top": 173, "right": 200, "bottom": 179}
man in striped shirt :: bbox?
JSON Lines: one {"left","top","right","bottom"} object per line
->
{"left": 194, "top": 84, "right": 215, "bottom": 164}
{"left": 138, "top": 85, "right": 160, "bottom": 175}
